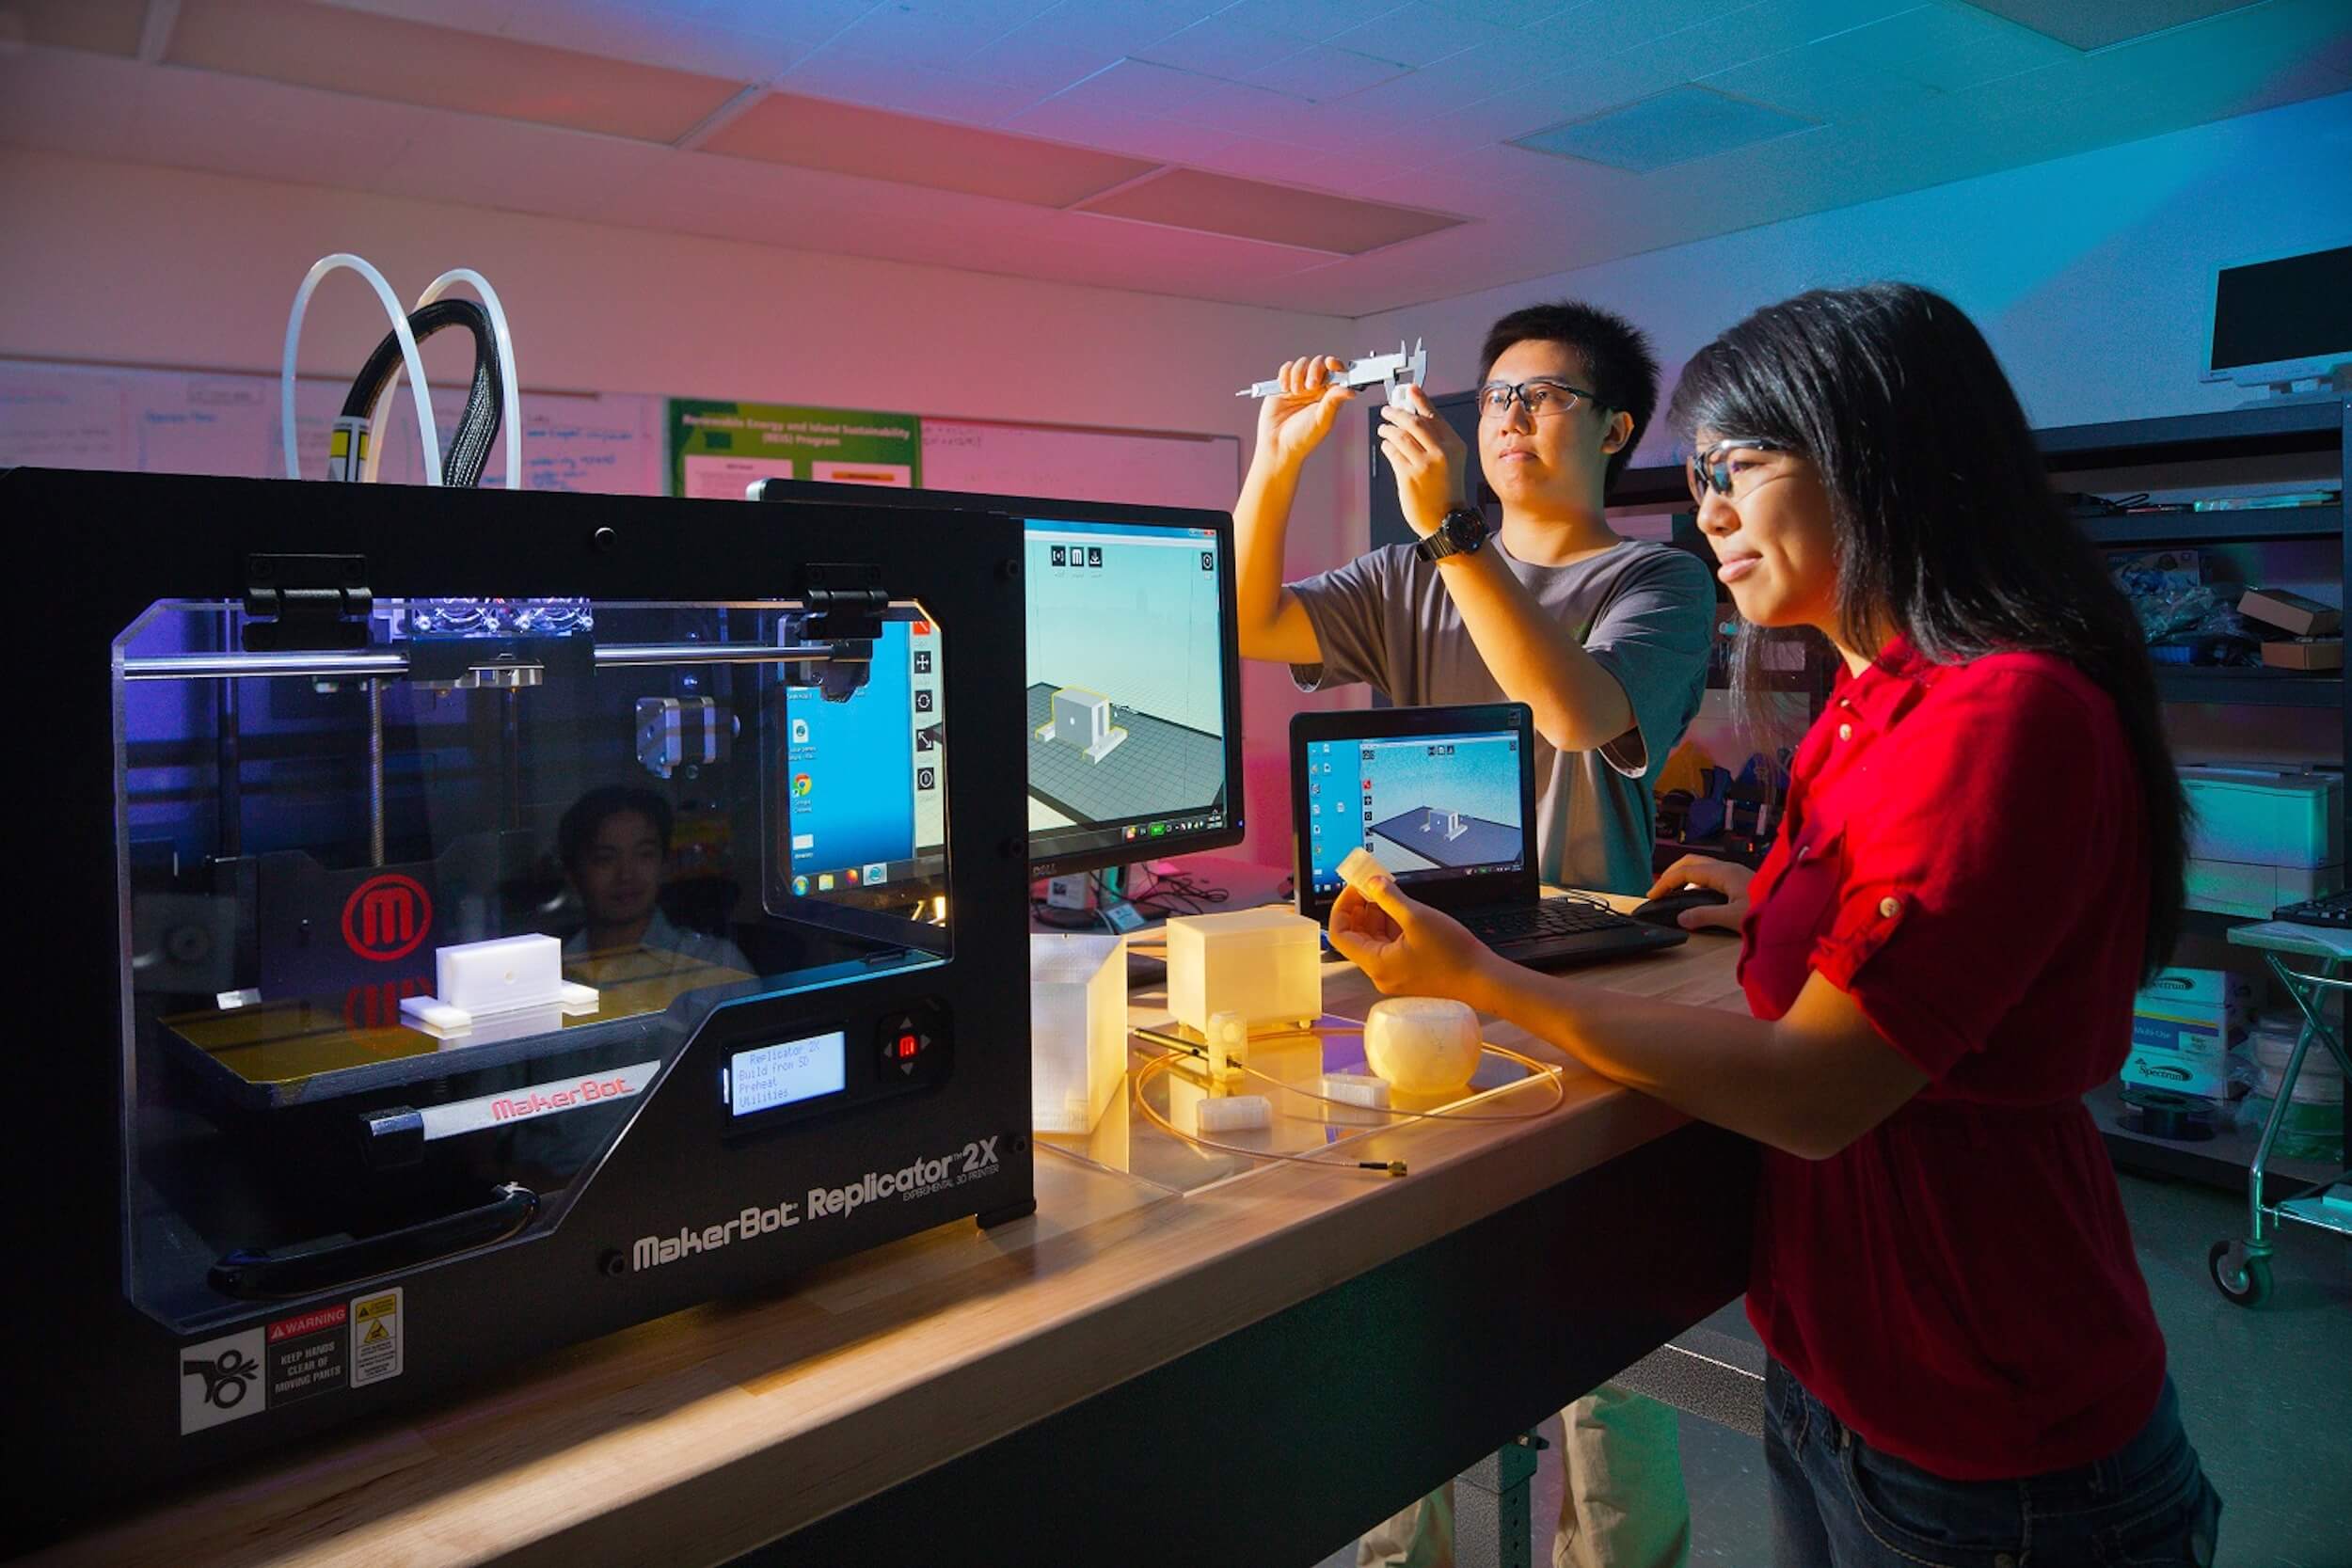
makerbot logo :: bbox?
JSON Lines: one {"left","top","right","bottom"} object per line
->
{"left": 343, "top": 874, "right": 434, "bottom": 962}
{"left": 628, "top": 1138, "right": 1004, "bottom": 1273}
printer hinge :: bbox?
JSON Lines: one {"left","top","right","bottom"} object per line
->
{"left": 243, "top": 554, "right": 373, "bottom": 653}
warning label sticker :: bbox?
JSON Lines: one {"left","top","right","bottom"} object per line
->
{"left": 350, "top": 1287, "right": 404, "bottom": 1387}
{"left": 180, "top": 1327, "right": 267, "bottom": 1435}
{"left": 267, "top": 1303, "right": 349, "bottom": 1407}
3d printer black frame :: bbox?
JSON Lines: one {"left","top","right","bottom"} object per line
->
{"left": 2, "top": 468, "right": 1036, "bottom": 1535}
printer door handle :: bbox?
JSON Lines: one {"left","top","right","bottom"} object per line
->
{"left": 208, "top": 1182, "right": 540, "bottom": 1300}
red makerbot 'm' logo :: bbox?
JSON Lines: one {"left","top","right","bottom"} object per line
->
{"left": 342, "top": 874, "right": 433, "bottom": 962}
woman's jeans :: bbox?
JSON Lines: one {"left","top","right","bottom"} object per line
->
{"left": 1765, "top": 1359, "right": 2221, "bottom": 1566}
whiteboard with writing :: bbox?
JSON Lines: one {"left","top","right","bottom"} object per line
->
{"left": 0, "top": 358, "right": 663, "bottom": 495}
{"left": 921, "top": 419, "right": 1238, "bottom": 513}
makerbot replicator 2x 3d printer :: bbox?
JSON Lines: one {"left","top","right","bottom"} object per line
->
{"left": 2, "top": 468, "right": 1034, "bottom": 1525}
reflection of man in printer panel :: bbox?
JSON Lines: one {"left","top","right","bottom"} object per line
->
{"left": 559, "top": 785, "right": 749, "bottom": 972}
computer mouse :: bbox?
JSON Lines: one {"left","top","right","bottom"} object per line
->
{"left": 1631, "top": 887, "right": 1731, "bottom": 927}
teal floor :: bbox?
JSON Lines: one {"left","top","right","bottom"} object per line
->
{"left": 1315, "top": 1171, "right": 2352, "bottom": 1568}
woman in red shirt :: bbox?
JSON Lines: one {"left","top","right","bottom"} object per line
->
{"left": 1331, "top": 283, "right": 2222, "bottom": 1566}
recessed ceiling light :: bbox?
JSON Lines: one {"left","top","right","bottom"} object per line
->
{"left": 1513, "top": 85, "right": 1817, "bottom": 173}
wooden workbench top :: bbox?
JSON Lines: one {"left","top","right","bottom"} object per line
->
{"left": 34, "top": 911, "right": 1749, "bottom": 1568}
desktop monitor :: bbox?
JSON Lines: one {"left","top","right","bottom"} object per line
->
{"left": 2204, "top": 243, "right": 2352, "bottom": 389}
{"left": 754, "top": 481, "right": 1245, "bottom": 878}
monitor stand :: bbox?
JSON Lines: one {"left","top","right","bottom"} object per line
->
{"left": 2235, "top": 372, "right": 2344, "bottom": 410}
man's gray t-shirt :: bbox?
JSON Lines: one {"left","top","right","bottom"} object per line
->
{"left": 1289, "top": 539, "right": 1714, "bottom": 896}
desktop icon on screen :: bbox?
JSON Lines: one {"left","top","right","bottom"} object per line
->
{"left": 864, "top": 863, "right": 888, "bottom": 886}
{"left": 817, "top": 873, "right": 835, "bottom": 892}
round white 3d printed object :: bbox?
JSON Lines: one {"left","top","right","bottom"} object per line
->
{"left": 1361, "top": 997, "right": 1481, "bottom": 1096}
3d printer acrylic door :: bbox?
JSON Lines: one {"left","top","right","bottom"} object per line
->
{"left": 117, "top": 593, "right": 954, "bottom": 1333}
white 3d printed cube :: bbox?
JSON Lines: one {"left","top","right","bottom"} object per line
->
{"left": 399, "top": 934, "right": 598, "bottom": 1037}
{"left": 1038, "top": 686, "right": 1128, "bottom": 763}
{"left": 1166, "top": 908, "right": 1322, "bottom": 1034}
{"left": 1029, "top": 933, "right": 1127, "bottom": 1134}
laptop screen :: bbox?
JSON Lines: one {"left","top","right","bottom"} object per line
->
{"left": 1301, "top": 721, "right": 1525, "bottom": 902}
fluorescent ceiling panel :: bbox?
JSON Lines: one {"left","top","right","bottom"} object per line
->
{"left": 702, "top": 93, "right": 1158, "bottom": 207}
{"left": 166, "top": 0, "right": 749, "bottom": 143}
{"left": 1073, "top": 166, "right": 1465, "bottom": 254}
{"left": 1960, "top": 0, "right": 2265, "bottom": 51}
{"left": 5, "top": 0, "right": 145, "bottom": 56}
{"left": 1514, "top": 85, "right": 1818, "bottom": 172}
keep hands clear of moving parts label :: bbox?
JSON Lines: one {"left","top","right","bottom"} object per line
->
{"left": 179, "top": 1286, "right": 404, "bottom": 1435}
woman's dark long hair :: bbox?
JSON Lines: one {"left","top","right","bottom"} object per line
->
{"left": 1667, "top": 283, "right": 2186, "bottom": 974}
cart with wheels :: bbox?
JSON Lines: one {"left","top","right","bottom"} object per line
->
{"left": 2212, "top": 921, "right": 2352, "bottom": 1307}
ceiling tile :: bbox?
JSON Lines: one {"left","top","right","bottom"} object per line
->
{"left": 1702, "top": 42, "right": 1940, "bottom": 121}
{"left": 1226, "top": 0, "right": 1405, "bottom": 44}
{"left": 1188, "top": 133, "right": 1350, "bottom": 181}
{"left": 1314, "top": 45, "right": 1536, "bottom": 123}
{"left": 315, "top": 0, "right": 527, "bottom": 30}
{"left": 3, "top": 0, "right": 147, "bottom": 55}
{"left": 1327, "top": 3, "right": 1517, "bottom": 68}
{"left": 824, "top": 0, "right": 1057, "bottom": 71}
{"left": 0, "top": 48, "right": 152, "bottom": 162}
{"left": 166, "top": 0, "right": 751, "bottom": 143}
{"left": 1037, "top": 57, "right": 1223, "bottom": 119}
{"left": 704, "top": 92, "right": 1155, "bottom": 205}
{"left": 1423, "top": 0, "right": 1576, "bottom": 24}
{"left": 1540, "top": 0, "right": 1736, "bottom": 55}
{"left": 776, "top": 52, "right": 1047, "bottom": 124}
{"left": 1002, "top": 101, "right": 1244, "bottom": 166}
{"left": 1248, "top": 45, "right": 1415, "bottom": 102}
{"left": 1673, "top": 0, "right": 1918, "bottom": 66}
{"left": 1962, "top": 0, "right": 2266, "bottom": 52}
{"left": 959, "top": 26, "right": 1126, "bottom": 90}
{"left": 1820, "top": 5, "right": 2004, "bottom": 72}
{"left": 494, "top": 0, "right": 814, "bottom": 78}
{"left": 1161, "top": 72, "right": 1339, "bottom": 140}
{"left": 1009, "top": 0, "right": 1222, "bottom": 55}
{"left": 1136, "top": 14, "right": 1317, "bottom": 79}
{"left": 1074, "top": 165, "right": 1466, "bottom": 252}
{"left": 1895, "top": 22, "right": 2074, "bottom": 91}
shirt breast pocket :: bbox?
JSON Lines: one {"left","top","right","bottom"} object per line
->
{"left": 1750, "top": 823, "right": 1847, "bottom": 961}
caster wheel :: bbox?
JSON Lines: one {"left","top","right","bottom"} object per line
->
{"left": 2207, "top": 1239, "right": 2272, "bottom": 1307}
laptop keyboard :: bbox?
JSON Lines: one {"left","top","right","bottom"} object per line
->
{"left": 1464, "top": 898, "right": 1634, "bottom": 943}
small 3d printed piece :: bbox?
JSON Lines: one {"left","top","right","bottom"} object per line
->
{"left": 1194, "top": 1095, "right": 1272, "bottom": 1132}
{"left": 1205, "top": 1009, "right": 1248, "bottom": 1083}
{"left": 1320, "top": 1071, "right": 1392, "bottom": 1124}
{"left": 1337, "top": 847, "right": 1388, "bottom": 893}
{"left": 1362, "top": 996, "right": 1482, "bottom": 1097}
{"left": 399, "top": 934, "right": 598, "bottom": 1037}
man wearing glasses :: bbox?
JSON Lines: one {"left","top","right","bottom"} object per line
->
{"left": 1236, "top": 303, "right": 1711, "bottom": 1568}
{"left": 1237, "top": 300, "right": 1714, "bottom": 899}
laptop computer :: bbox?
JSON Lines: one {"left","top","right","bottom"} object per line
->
{"left": 1291, "top": 702, "right": 1685, "bottom": 969}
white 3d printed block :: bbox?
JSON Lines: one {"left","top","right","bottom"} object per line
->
{"left": 400, "top": 934, "right": 598, "bottom": 1037}
{"left": 1193, "top": 1095, "right": 1271, "bottom": 1132}
{"left": 1166, "top": 908, "right": 1322, "bottom": 1034}
{"left": 1039, "top": 686, "right": 1128, "bottom": 763}
{"left": 1319, "top": 1072, "right": 1392, "bottom": 1125}
{"left": 1362, "top": 996, "right": 1482, "bottom": 1096}
{"left": 1337, "top": 847, "right": 1387, "bottom": 892}
{"left": 1030, "top": 933, "right": 1127, "bottom": 1134}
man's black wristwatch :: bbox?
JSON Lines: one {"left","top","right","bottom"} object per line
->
{"left": 1415, "top": 505, "right": 1489, "bottom": 562}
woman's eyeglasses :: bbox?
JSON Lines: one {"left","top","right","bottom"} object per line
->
{"left": 1475, "top": 379, "right": 1599, "bottom": 421}
{"left": 1686, "top": 436, "right": 1793, "bottom": 502}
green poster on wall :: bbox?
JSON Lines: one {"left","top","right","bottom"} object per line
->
{"left": 668, "top": 399, "right": 922, "bottom": 499}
